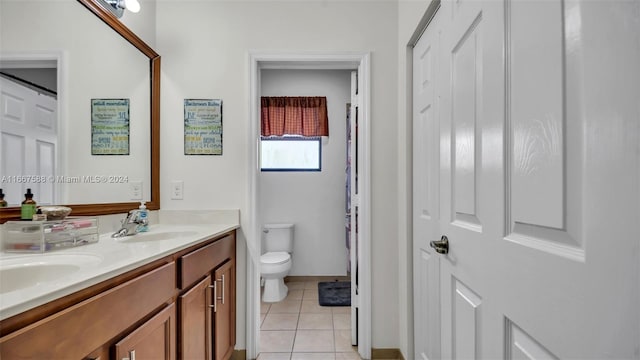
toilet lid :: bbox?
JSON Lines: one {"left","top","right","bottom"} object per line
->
{"left": 261, "top": 251, "right": 290, "bottom": 265}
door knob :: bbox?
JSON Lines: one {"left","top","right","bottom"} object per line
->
{"left": 430, "top": 235, "right": 449, "bottom": 254}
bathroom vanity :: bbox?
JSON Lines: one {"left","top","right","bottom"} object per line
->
{"left": 0, "top": 224, "right": 237, "bottom": 360}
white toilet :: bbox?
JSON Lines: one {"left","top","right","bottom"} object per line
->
{"left": 260, "top": 223, "right": 294, "bottom": 303}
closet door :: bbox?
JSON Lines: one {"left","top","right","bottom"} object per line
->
{"left": 412, "top": 7, "right": 443, "bottom": 360}
{"left": 412, "top": 0, "right": 640, "bottom": 357}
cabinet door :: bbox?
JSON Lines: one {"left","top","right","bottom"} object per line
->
{"left": 179, "top": 275, "right": 212, "bottom": 360}
{"left": 114, "top": 303, "right": 176, "bottom": 360}
{"left": 213, "top": 259, "right": 235, "bottom": 360}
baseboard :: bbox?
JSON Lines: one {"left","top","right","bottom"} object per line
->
{"left": 232, "top": 349, "right": 246, "bottom": 360}
{"left": 240, "top": 348, "right": 403, "bottom": 360}
{"left": 285, "top": 275, "right": 350, "bottom": 282}
{"left": 372, "top": 348, "right": 405, "bottom": 359}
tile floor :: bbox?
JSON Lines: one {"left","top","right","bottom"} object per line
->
{"left": 258, "top": 280, "right": 361, "bottom": 360}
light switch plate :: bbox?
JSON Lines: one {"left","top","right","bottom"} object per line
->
{"left": 130, "top": 181, "right": 143, "bottom": 200}
{"left": 171, "top": 181, "right": 184, "bottom": 200}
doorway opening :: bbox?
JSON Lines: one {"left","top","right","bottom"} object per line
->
{"left": 247, "top": 53, "right": 371, "bottom": 360}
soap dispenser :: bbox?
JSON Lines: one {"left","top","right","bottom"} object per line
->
{"left": 0, "top": 189, "right": 7, "bottom": 207}
{"left": 21, "top": 188, "right": 36, "bottom": 220}
{"left": 137, "top": 201, "right": 149, "bottom": 232}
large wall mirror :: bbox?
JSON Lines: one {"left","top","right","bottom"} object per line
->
{"left": 0, "top": 0, "right": 160, "bottom": 222}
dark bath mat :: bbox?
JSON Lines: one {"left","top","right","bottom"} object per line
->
{"left": 318, "top": 281, "right": 351, "bottom": 306}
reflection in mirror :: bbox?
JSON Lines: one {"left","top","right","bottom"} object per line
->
{"left": 96, "top": 0, "right": 141, "bottom": 18}
{"left": 0, "top": 0, "right": 160, "bottom": 222}
{"left": 0, "top": 59, "right": 59, "bottom": 206}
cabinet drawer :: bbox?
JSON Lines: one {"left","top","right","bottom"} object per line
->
{"left": 0, "top": 262, "right": 176, "bottom": 360}
{"left": 180, "top": 234, "right": 234, "bottom": 289}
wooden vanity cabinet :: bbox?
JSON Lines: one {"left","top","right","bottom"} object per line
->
{"left": 213, "top": 259, "right": 235, "bottom": 360}
{"left": 0, "top": 261, "right": 177, "bottom": 360}
{"left": 114, "top": 303, "right": 176, "bottom": 360}
{"left": 178, "top": 233, "right": 236, "bottom": 360}
{"left": 179, "top": 276, "right": 213, "bottom": 359}
{"left": 0, "top": 230, "right": 237, "bottom": 360}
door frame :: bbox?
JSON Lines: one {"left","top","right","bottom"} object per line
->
{"left": 246, "top": 52, "right": 372, "bottom": 360}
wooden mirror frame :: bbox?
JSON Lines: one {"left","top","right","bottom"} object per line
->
{"left": 0, "top": 0, "right": 160, "bottom": 223}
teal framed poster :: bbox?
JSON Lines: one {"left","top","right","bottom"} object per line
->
{"left": 91, "top": 99, "right": 130, "bottom": 155}
{"left": 184, "top": 99, "right": 223, "bottom": 155}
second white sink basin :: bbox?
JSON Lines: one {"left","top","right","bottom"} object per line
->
{"left": 0, "top": 254, "right": 102, "bottom": 294}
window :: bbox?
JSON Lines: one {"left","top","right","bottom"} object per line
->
{"left": 260, "top": 137, "right": 321, "bottom": 171}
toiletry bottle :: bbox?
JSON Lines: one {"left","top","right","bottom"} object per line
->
{"left": 0, "top": 189, "right": 7, "bottom": 207}
{"left": 21, "top": 188, "right": 36, "bottom": 220}
{"left": 137, "top": 201, "right": 149, "bottom": 232}
{"left": 32, "top": 208, "right": 47, "bottom": 221}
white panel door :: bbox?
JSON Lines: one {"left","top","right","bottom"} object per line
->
{"left": 350, "top": 70, "right": 358, "bottom": 346}
{"left": 413, "top": 0, "right": 640, "bottom": 358}
{"left": 437, "top": 0, "right": 505, "bottom": 357}
{"left": 0, "top": 77, "right": 57, "bottom": 205}
{"left": 412, "top": 8, "right": 443, "bottom": 360}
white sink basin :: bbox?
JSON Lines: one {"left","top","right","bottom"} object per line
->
{"left": 0, "top": 254, "right": 102, "bottom": 294}
{"left": 122, "top": 231, "right": 199, "bottom": 243}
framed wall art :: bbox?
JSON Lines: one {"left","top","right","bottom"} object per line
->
{"left": 184, "top": 99, "right": 223, "bottom": 155}
{"left": 91, "top": 98, "right": 130, "bottom": 155}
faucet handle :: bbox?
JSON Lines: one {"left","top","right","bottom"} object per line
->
{"left": 124, "top": 210, "right": 140, "bottom": 223}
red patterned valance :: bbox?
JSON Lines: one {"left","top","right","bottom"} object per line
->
{"left": 261, "top": 96, "right": 328, "bottom": 137}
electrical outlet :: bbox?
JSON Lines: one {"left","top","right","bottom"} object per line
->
{"left": 171, "top": 181, "right": 184, "bottom": 200}
{"left": 130, "top": 181, "right": 143, "bottom": 200}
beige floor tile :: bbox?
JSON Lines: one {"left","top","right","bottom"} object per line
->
{"left": 335, "top": 352, "right": 361, "bottom": 360}
{"left": 262, "top": 313, "right": 300, "bottom": 330}
{"left": 332, "top": 314, "right": 351, "bottom": 330}
{"left": 269, "top": 299, "right": 302, "bottom": 314}
{"left": 331, "top": 306, "right": 350, "bottom": 314}
{"left": 293, "top": 330, "right": 335, "bottom": 352}
{"left": 298, "top": 313, "right": 333, "bottom": 330}
{"left": 285, "top": 281, "right": 306, "bottom": 290}
{"left": 334, "top": 330, "right": 354, "bottom": 352}
{"left": 304, "top": 281, "right": 320, "bottom": 290}
{"left": 261, "top": 314, "right": 267, "bottom": 327}
{"left": 286, "top": 289, "right": 304, "bottom": 300}
{"left": 257, "top": 353, "right": 292, "bottom": 360}
{"left": 300, "top": 300, "right": 332, "bottom": 314}
{"left": 302, "top": 289, "right": 319, "bottom": 300}
{"left": 261, "top": 302, "right": 272, "bottom": 314}
{"left": 260, "top": 331, "right": 296, "bottom": 353}
{"left": 291, "top": 353, "right": 336, "bottom": 360}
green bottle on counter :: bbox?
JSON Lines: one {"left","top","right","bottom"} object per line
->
{"left": 21, "top": 188, "right": 36, "bottom": 220}
{"left": 0, "top": 188, "right": 7, "bottom": 207}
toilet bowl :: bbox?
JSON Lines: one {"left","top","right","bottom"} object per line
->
{"left": 260, "top": 251, "right": 292, "bottom": 302}
{"left": 260, "top": 224, "right": 294, "bottom": 303}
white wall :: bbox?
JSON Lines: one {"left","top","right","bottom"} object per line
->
{"left": 156, "top": 0, "right": 399, "bottom": 350}
{"left": 260, "top": 69, "right": 350, "bottom": 276}
{"left": 120, "top": 0, "right": 157, "bottom": 48}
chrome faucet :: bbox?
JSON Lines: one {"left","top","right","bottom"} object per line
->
{"left": 111, "top": 209, "right": 148, "bottom": 238}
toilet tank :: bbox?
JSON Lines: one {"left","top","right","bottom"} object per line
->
{"left": 263, "top": 223, "right": 294, "bottom": 253}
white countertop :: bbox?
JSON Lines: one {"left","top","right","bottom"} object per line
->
{"left": 0, "top": 223, "right": 239, "bottom": 321}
